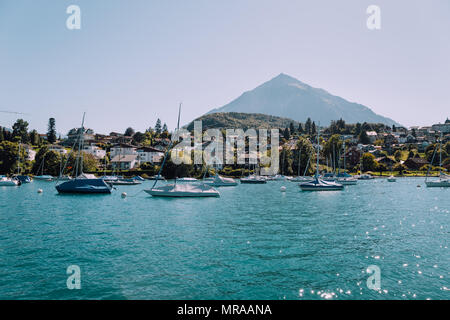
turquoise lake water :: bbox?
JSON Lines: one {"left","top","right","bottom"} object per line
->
{"left": 0, "top": 178, "right": 448, "bottom": 300}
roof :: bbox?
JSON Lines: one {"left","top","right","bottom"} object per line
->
{"left": 112, "top": 143, "right": 136, "bottom": 148}
{"left": 137, "top": 146, "right": 165, "bottom": 153}
{"left": 111, "top": 154, "right": 138, "bottom": 162}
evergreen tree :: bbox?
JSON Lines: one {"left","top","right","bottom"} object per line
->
{"left": 289, "top": 122, "right": 295, "bottom": 135}
{"left": 12, "top": 119, "right": 29, "bottom": 143}
{"left": 47, "top": 118, "right": 57, "bottom": 144}
{"left": 155, "top": 119, "right": 162, "bottom": 135}
{"left": 297, "top": 123, "right": 303, "bottom": 134}
{"left": 124, "top": 127, "right": 135, "bottom": 136}
{"left": 311, "top": 121, "right": 317, "bottom": 135}
{"left": 283, "top": 127, "right": 290, "bottom": 140}
{"left": 305, "top": 118, "right": 312, "bottom": 135}
{"left": 358, "top": 130, "right": 370, "bottom": 144}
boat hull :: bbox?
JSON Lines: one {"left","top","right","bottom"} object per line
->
{"left": 425, "top": 180, "right": 450, "bottom": 187}
{"left": 145, "top": 183, "right": 219, "bottom": 197}
{"left": 55, "top": 178, "right": 112, "bottom": 194}
{"left": 299, "top": 179, "right": 344, "bottom": 191}
{"left": 240, "top": 179, "right": 267, "bottom": 184}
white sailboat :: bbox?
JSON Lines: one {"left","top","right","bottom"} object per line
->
{"left": 34, "top": 153, "right": 54, "bottom": 181}
{"left": 426, "top": 132, "right": 450, "bottom": 188}
{"left": 144, "top": 103, "right": 220, "bottom": 197}
{"left": 336, "top": 141, "right": 357, "bottom": 185}
{"left": 0, "top": 176, "right": 19, "bottom": 186}
{"left": 299, "top": 127, "right": 344, "bottom": 191}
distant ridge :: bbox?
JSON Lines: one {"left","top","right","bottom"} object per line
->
{"left": 185, "top": 112, "right": 299, "bottom": 131}
{"left": 207, "top": 73, "right": 401, "bottom": 127}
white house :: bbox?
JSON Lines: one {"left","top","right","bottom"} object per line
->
{"left": 48, "top": 144, "right": 68, "bottom": 155}
{"left": 366, "top": 131, "right": 378, "bottom": 143}
{"left": 110, "top": 143, "right": 137, "bottom": 158}
{"left": 136, "top": 146, "right": 164, "bottom": 164}
{"left": 111, "top": 154, "right": 139, "bottom": 170}
{"left": 82, "top": 145, "right": 106, "bottom": 159}
{"left": 23, "top": 145, "right": 36, "bottom": 161}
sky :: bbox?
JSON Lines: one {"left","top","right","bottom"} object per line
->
{"left": 0, "top": 0, "right": 449, "bottom": 135}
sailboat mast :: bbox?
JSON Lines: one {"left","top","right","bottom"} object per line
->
{"left": 17, "top": 141, "right": 21, "bottom": 175}
{"left": 439, "top": 132, "right": 443, "bottom": 176}
{"left": 316, "top": 126, "right": 320, "bottom": 178}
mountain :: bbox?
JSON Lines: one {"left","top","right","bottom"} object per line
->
{"left": 207, "top": 73, "right": 401, "bottom": 127}
{"left": 186, "top": 112, "right": 299, "bottom": 131}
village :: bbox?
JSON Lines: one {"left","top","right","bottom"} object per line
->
{"left": 0, "top": 117, "right": 449, "bottom": 179}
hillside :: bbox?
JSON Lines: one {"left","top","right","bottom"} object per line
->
{"left": 185, "top": 112, "right": 299, "bottom": 131}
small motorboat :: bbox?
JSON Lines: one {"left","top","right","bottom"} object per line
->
{"left": 387, "top": 175, "right": 396, "bottom": 182}
{"left": 357, "top": 173, "right": 374, "bottom": 180}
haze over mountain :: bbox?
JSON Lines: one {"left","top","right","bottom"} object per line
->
{"left": 207, "top": 74, "right": 401, "bottom": 127}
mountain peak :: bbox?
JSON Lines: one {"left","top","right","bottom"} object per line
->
{"left": 207, "top": 74, "right": 401, "bottom": 127}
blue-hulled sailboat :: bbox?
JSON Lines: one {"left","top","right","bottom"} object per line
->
{"left": 55, "top": 113, "right": 112, "bottom": 194}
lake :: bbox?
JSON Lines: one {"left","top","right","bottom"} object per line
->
{"left": 0, "top": 177, "right": 448, "bottom": 299}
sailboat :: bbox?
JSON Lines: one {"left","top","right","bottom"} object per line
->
{"left": 240, "top": 164, "right": 267, "bottom": 184}
{"left": 426, "top": 132, "right": 450, "bottom": 188}
{"left": 336, "top": 141, "right": 357, "bottom": 185}
{"left": 290, "top": 149, "right": 314, "bottom": 182}
{"left": 144, "top": 103, "right": 220, "bottom": 197}
{"left": 55, "top": 114, "right": 113, "bottom": 194}
{"left": 203, "top": 166, "right": 237, "bottom": 187}
{"left": 0, "top": 176, "right": 20, "bottom": 186}
{"left": 34, "top": 153, "right": 54, "bottom": 181}
{"left": 299, "top": 127, "right": 344, "bottom": 191}
{"left": 15, "top": 142, "right": 32, "bottom": 183}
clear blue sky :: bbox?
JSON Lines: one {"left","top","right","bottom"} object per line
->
{"left": 1, "top": 0, "right": 449, "bottom": 135}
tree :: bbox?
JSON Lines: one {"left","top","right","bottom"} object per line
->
{"left": 161, "top": 123, "right": 169, "bottom": 138}
{"left": 132, "top": 131, "right": 146, "bottom": 144}
{"left": 289, "top": 122, "right": 295, "bottom": 135}
{"left": 283, "top": 127, "right": 290, "bottom": 140}
{"left": 361, "top": 153, "right": 377, "bottom": 172}
{"left": 323, "top": 134, "right": 343, "bottom": 169}
{"left": 358, "top": 130, "right": 370, "bottom": 144}
{"left": 47, "top": 118, "right": 57, "bottom": 143}
{"left": 311, "top": 122, "right": 317, "bottom": 135}
{"left": 0, "top": 141, "right": 21, "bottom": 174}
{"left": 394, "top": 150, "right": 403, "bottom": 162}
{"left": 155, "top": 119, "right": 162, "bottom": 135}
{"left": 297, "top": 123, "right": 303, "bottom": 134}
{"left": 279, "top": 146, "right": 293, "bottom": 175}
{"left": 29, "top": 130, "right": 40, "bottom": 146}
{"left": 124, "top": 127, "right": 135, "bottom": 137}
{"left": 12, "top": 119, "right": 29, "bottom": 143}
{"left": 305, "top": 118, "right": 312, "bottom": 135}
{"left": 294, "top": 137, "right": 314, "bottom": 175}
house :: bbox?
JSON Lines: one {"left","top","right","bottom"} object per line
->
{"left": 22, "top": 144, "right": 36, "bottom": 161}
{"left": 366, "top": 131, "right": 378, "bottom": 143}
{"left": 111, "top": 154, "right": 139, "bottom": 170}
{"left": 48, "top": 144, "right": 68, "bottom": 155}
{"left": 431, "top": 120, "right": 450, "bottom": 134}
{"left": 136, "top": 146, "right": 164, "bottom": 164}
{"left": 110, "top": 143, "right": 137, "bottom": 158}
{"left": 404, "top": 158, "right": 429, "bottom": 170}
{"left": 82, "top": 144, "right": 106, "bottom": 159}
{"left": 345, "top": 146, "right": 361, "bottom": 166}
{"left": 376, "top": 156, "right": 396, "bottom": 167}
{"left": 64, "top": 128, "right": 95, "bottom": 146}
